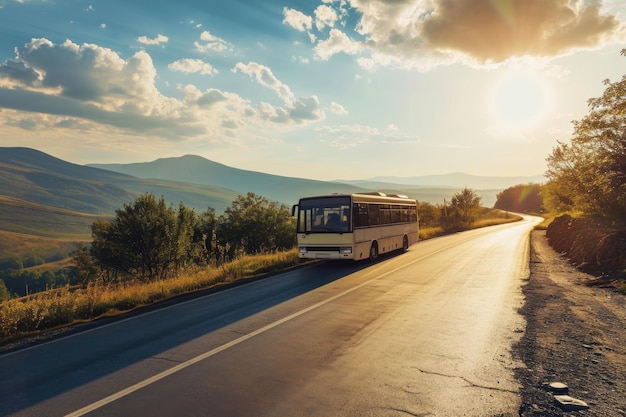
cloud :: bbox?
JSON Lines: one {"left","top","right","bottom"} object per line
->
{"left": 330, "top": 101, "right": 348, "bottom": 115}
{"left": 289, "top": 96, "right": 323, "bottom": 121}
{"left": 233, "top": 61, "right": 295, "bottom": 104}
{"left": 286, "top": 0, "right": 626, "bottom": 69}
{"left": 138, "top": 34, "right": 169, "bottom": 46}
{"left": 233, "top": 61, "right": 324, "bottom": 122}
{"left": 0, "top": 59, "right": 40, "bottom": 85}
{"left": 314, "top": 5, "right": 338, "bottom": 30}
{"left": 417, "top": 0, "right": 624, "bottom": 62}
{"left": 0, "top": 38, "right": 325, "bottom": 142}
{"left": 314, "top": 28, "right": 362, "bottom": 60}
{"left": 195, "top": 31, "right": 232, "bottom": 53}
{"left": 283, "top": 7, "right": 313, "bottom": 32}
{"left": 169, "top": 58, "right": 218, "bottom": 76}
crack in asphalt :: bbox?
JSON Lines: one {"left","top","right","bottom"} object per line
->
{"left": 415, "top": 368, "right": 518, "bottom": 394}
{"left": 152, "top": 356, "right": 183, "bottom": 364}
{"left": 380, "top": 406, "right": 430, "bottom": 417}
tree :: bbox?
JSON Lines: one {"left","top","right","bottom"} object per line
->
{"left": 90, "top": 194, "right": 194, "bottom": 281}
{"left": 494, "top": 184, "right": 543, "bottom": 213}
{"left": 217, "top": 193, "right": 296, "bottom": 259}
{"left": 417, "top": 202, "right": 440, "bottom": 228}
{"left": 0, "top": 279, "right": 8, "bottom": 302}
{"left": 449, "top": 187, "right": 482, "bottom": 228}
{"left": 72, "top": 244, "right": 100, "bottom": 285}
{"left": 545, "top": 49, "right": 626, "bottom": 223}
{"left": 192, "top": 207, "right": 218, "bottom": 265}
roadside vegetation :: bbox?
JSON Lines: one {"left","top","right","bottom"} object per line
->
{"left": 494, "top": 50, "right": 626, "bottom": 292}
{"left": 543, "top": 50, "right": 626, "bottom": 284}
{"left": 0, "top": 186, "right": 517, "bottom": 343}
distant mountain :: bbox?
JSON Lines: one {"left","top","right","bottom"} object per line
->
{"left": 343, "top": 172, "right": 546, "bottom": 190}
{"left": 0, "top": 147, "right": 135, "bottom": 214}
{"left": 0, "top": 147, "right": 247, "bottom": 246}
{"left": 89, "top": 155, "right": 367, "bottom": 205}
{"left": 0, "top": 148, "right": 240, "bottom": 215}
{"left": 89, "top": 155, "right": 542, "bottom": 208}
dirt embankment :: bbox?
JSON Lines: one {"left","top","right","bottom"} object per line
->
{"left": 545, "top": 214, "right": 626, "bottom": 275}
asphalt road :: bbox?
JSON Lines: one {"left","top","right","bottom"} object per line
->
{"left": 0, "top": 216, "right": 541, "bottom": 417}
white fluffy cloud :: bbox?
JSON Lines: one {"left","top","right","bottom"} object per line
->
{"left": 233, "top": 61, "right": 324, "bottom": 122}
{"left": 283, "top": 7, "right": 313, "bottom": 32}
{"left": 286, "top": 0, "right": 626, "bottom": 69}
{"left": 314, "top": 5, "right": 338, "bottom": 30}
{"left": 330, "top": 101, "right": 348, "bottom": 115}
{"left": 169, "top": 58, "right": 218, "bottom": 76}
{"left": 137, "top": 34, "right": 169, "bottom": 46}
{"left": 195, "top": 31, "right": 232, "bottom": 53}
{"left": 233, "top": 61, "right": 296, "bottom": 105}
{"left": 0, "top": 38, "right": 324, "bottom": 142}
{"left": 314, "top": 28, "right": 362, "bottom": 60}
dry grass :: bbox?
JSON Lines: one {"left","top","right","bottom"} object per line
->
{"left": 0, "top": 249, "right": 300, "bottom": 343}
{"left": 419, "top": 226, "right": 445, "bottom": 240}
{"left": 419, "top": 210, "right": 521, "bottom": 240}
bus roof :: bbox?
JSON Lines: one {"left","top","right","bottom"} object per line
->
{"left": 299, "top": 192, "right": 417, "bottom": 205}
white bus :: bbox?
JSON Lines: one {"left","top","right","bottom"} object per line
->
{"left": 292, "top": 192, "right": 419, "bottom": 261}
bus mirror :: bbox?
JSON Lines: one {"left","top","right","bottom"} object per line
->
{"left": 291, "top": 205, "right": 298, "bottom": 216}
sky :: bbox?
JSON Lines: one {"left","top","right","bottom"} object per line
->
{"left": 0, "top": 0, "right": 625, "bottom": 181}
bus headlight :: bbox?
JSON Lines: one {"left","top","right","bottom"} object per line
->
{"left": 299, "top": 246, "right": 307, "bottom": 254}
{"left": 339, "top": 247, "right": 352, "bottom": 254}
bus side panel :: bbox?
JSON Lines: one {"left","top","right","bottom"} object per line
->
{"left": 354, "top": 223, "right": 418, "bottom": 259}
{"left": 354, "top": 227, "right": 381, "bottom": 261}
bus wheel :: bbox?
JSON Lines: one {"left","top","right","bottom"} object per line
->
{"left": 369, "top": 241, "right": 378, "bottom": 261}
{"left": 402, "top": 235, "right": 409, "bottom": 252}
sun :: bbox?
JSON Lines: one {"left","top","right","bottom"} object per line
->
{"left": 489, "top": 70, "right": 553, "bottom": 130}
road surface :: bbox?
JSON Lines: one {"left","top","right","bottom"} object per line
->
{"left": 0, "top": 216, "right": 540, "bottom": 416}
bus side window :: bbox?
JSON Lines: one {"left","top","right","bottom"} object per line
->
{"left": 369, "top": 204, "right": 380, "bottom": 226}
{"left": 353, "top": 203, "right": 368, "bottom": 228}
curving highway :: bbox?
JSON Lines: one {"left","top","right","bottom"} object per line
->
{"left": 0, "top": 215, "right": 541, "bottom": 417}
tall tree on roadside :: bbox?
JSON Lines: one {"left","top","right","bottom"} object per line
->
{"left": 449, "top": 187, "right": 482, "bottom": 228}
{"left": 72, "top": 244, "right": 100, "bottom": 285}
{"left": 545, "top": 49, "right": 626, "bottom": 223}
{"left": 192, "top": 207, "right": 218, "bottom": 265}
{"left": 217, "top": 192, "right": 296, "bottom": 259}
{"left": 90, "top": 194, "right": 193, "bottom": 281}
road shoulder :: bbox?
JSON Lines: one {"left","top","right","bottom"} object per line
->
{"left": 515, "top": 230, "right": 626, "bottom": 416}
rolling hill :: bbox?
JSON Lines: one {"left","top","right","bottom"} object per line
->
{"left": 0, "top": 148, "right": 243, "bottom": 215}
{"left": 88, "top": 155, "right": 366, "bottom": 205}
{"left": 0, "top": 147, "right": 243, "bottom": 269}
{"left": 89, "top": 155, "right": 541, "bottom": 208}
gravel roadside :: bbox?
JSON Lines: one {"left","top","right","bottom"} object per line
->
{"left": 514, "top": 230, "right": 626, "bottom": 416}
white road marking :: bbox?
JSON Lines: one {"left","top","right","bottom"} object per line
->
{"left": 64, "top": 251, "right": 441, "bottom": 417}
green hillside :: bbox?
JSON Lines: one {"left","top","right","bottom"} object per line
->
{"left": 89, "top": 154, "right": 368, "bottom": 205}
{"left": 0, "top": 148, "right": 241, "bottom": 271}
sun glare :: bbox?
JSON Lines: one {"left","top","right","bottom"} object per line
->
{"left": 489, "top": 70, "right": 553, "bottom": 130}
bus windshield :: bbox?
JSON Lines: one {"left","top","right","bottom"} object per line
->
{"left": 298, "top": 196, "right": 351, "bottom": 233}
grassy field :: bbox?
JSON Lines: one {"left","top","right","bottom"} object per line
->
{"left": 0, "top": 209, "right": 522, "bottom": 345}
{"left": 0, "top": 195, "right": 101, "bottom": 238}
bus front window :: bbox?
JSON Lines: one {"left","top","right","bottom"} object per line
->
{"left": 298, "top": 197, "right": 351, "bottom": 233}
